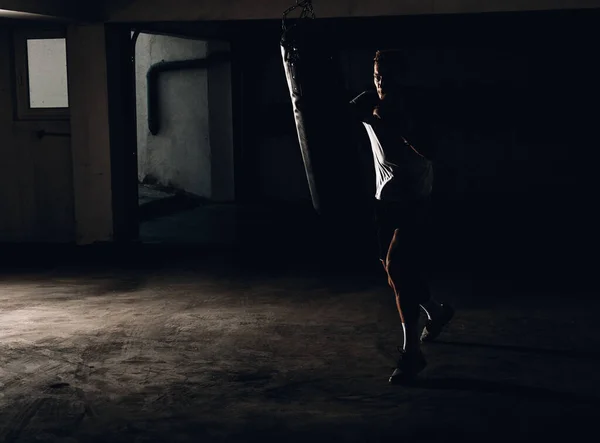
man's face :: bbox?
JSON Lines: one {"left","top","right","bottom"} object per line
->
{"left": 373, "top": 61, "right": 399, "bottom": 100}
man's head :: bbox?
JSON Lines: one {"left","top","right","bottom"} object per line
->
{"left": 373, "top": 50, "right": 406, "bottom": 100}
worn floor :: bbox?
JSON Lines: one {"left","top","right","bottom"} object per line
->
{"left": 0, "top": 256, "right": 599, "bottom": 443}
{"left": 137, "top": 184, "right": 237, "bottom": 245}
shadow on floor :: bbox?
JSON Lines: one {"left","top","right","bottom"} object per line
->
{"left": 139, "top": 194, "right": 204, "bottom": 222}
{"left": 433, "top": 339, "right": 600, "bottom": 362}
{"left": 412, "top": 376, "right": 599, "bottom": 404}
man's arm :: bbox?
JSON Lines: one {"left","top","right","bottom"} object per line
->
{"left": 399, "top": 98, "right": 439, "bottom": 161}
{"left": 402, "top": 116, "right": 437, "bottom": 161}
{"left": 348, "top": 90, "right": 379, "bottom": 123}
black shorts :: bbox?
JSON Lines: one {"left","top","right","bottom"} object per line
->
{"left": 374, "top": 198, "right": 432, "bottom": 266}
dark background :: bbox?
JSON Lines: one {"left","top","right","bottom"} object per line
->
{"left": 7, "top": 9, "right": 598, "bottom": 292}
{"left": 216, "top": 9, "right": 599, "bottom": 289}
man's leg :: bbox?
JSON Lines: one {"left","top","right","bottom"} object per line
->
{"left": 420, "top": 300, "right": 438, "bottom": 321}
{"left": 384, "top": 228, "right": 427, "bottom": 383}
{"left": 381, "top": 258, "right": 453, "bottom": 343}
{"left": 417, "top": 245, "right": 454, "bottom": 343}
{"left": 420, "top": 301, "right": 455, "bottom": 342}
{"left": 415, "top": 199, "right": 455, "bottom": 342}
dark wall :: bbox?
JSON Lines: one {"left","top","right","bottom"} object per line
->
{"left": 230, "top": 9, "right": 599, "bottom": 280}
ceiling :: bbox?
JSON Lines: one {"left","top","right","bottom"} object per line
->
{"left": 0, "top": 0, "right": 105, "bottom": 21}
{"left": 0, "top": 0, "right": 599, "bottom": 23}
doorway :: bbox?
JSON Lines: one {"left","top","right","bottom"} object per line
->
{"left": 132, "top": 31, "right": 236, "bottom": 245}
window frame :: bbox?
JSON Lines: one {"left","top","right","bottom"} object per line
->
{"left": 12, "top": 27, "right": 70, "bottom": 121}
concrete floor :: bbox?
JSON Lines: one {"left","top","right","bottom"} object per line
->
{"left": 140, "top": 204, "right": 238, "bottom": 245}
{"left": 137, "top": 184, "right": 237, "bottom": 245}
{"left": 1, "top": 257, "right": 599, "bottom": 443}
{"left": 138, "top": 185, "right": 173, "bottom": 207}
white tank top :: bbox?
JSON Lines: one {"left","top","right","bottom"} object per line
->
{"left": 351, "top": 90, "right": 433, "bottom": 202}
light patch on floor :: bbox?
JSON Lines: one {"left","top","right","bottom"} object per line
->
{"left": 0, "top": 268, "right": 599, "bottom": 442}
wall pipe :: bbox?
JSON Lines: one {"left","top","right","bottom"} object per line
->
{"left": 36, "top": 130, "right": 71, "bottom": 139}
{"left": 147, "top": 51, "right": 230, "bottom": 136}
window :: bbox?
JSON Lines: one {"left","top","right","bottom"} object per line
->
{"left": 13, "top": 28, "right": 70, "bottom": 120}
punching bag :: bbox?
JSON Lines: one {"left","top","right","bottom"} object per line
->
{"left": 280, "top": 3, "right": 367, "bottom": 218}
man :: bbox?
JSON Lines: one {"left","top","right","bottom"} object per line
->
{"left": 350, "top": 50, "right": 454, "bottom": 384}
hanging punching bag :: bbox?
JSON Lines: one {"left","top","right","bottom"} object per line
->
{"left": 280, "top": 1, "right": 367, "bottom": 218}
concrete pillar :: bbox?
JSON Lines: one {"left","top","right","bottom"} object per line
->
{"left": 67, "top": 24, "right": 114, "bottom": 244}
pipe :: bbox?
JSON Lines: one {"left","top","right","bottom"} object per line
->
{"left": 36, "top": 130, "right": 71, "bottom": 139}
{"left": 146, "top": 51, "right": 230, "bottom": 136}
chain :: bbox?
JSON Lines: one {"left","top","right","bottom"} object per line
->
{"left": 282, "top": 0, "right": 316, "bottom": 31}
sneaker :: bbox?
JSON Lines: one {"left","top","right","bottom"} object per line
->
{"left": 389, "top": 349, "right": 427, "bottom": 385}
{"left": 421, "top": 303, "right": 455, "bottom": 343}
